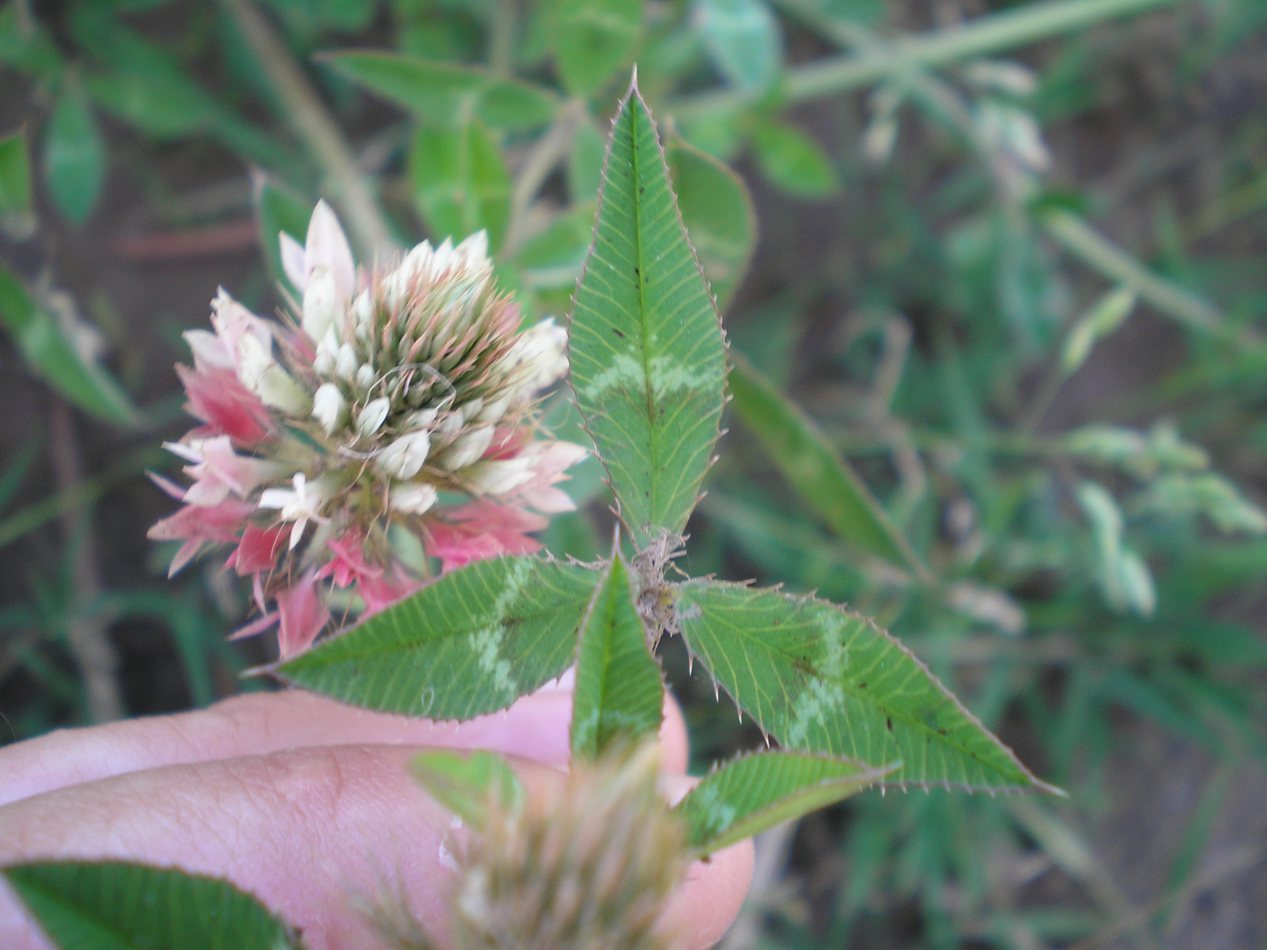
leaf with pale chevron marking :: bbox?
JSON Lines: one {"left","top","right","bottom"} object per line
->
{"left": 676, "top": 751, "right": 896, "bottom": 855}
{"left": 571, "top": 549, "right": 664, "bottom": 758}
{"left": 273, "top": 556, "right": 599, "bottom": 720}
{"left": 568, "top": 78, "right": 727, "bottom": 548}
{"left": 676, "top": 580, "right": 1063, "bottom": 793}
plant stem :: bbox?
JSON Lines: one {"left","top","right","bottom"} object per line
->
{"left": 0, "top": 444, "right": 169, "bottom": 549}
{"left": 49, "top": 402, "right": 123, "bottom": 723}
{"left": 671, "top": 0, "right": 1190, "bottom": 121}
{"left": 488, "top": 0, "right": 518, "bottom": 78}
{"left": 1040, "top": 210, "right": 1249, "bottom": 343}
{"left": 503, "top": 100, "right": 584, "bottom": 255}
{"left": 220, "top": 0, "right": 398, "bottom": 256}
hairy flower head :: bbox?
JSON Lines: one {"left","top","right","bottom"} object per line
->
{"left": 449, "top": 744, "right": 687, "bottom": 949}
{"left": 363, "top": 744, "right": 688, "bottom": 950}
{"left": 150, "top": 202, "right": 585, "bottom": 656}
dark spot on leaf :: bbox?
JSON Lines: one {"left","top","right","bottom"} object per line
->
{"left": 857, "top": 681, "right": 867, "bottom": 689}
{"left": 613, "top": 328, "right": 625, "bottom": 338}
{"left": 885, "top": 716, "right": 893, "bottom": 732}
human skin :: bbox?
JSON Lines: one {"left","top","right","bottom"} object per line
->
{"left": 0, "top": 687, "right": 753, "bottom": 948}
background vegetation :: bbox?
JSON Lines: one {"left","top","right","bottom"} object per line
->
{"left": 2, "top": 0, "right": 1265, "bottom": 946}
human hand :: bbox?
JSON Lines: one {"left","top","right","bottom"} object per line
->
{"left": 0, "top": 686, "right": 753, "bottom": 948}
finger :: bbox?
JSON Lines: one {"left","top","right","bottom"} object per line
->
{"left": 0, "top": 683, "right": 690, "bottom": 806}
{"left": 0, "top": 744, "right": 748, "bottom": 949}
{"left": 659, "top": 689, "right": 689, "bottom": 775}
{"left": 665, "top": 841, "right": 755, "bottom": 950}
{"left": 660, "top": 774, "right": 755, "bottom": 949}
{"left": 0, "top": 689, "right": 549, "bottom": 807}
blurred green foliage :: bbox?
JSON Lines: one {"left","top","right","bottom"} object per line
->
{"left": 2, "top": 0, "right": 1266, "bottom": 945}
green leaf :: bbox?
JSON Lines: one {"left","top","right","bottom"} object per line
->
{"left": 0, "top": 8, "right": 63, "bottom": 81}
{"left": 695, "top": 0, "right": 783, "bottom": 94}
{"left": 87, "top": 71, "right": 215, "bottom": 140}
{"left": 569, "top": 80, "right": 727, "bottom": 547}
{"left": 675, "top": 580, "right": 1061, "bottom": 793}
{"left": 411, "top": 749, "right": 524, "bottom": 828}
{"left": 0, "top": 129, "right": 32, "bottom": 216}
{"left": 273, "top": 556, "right": 599, "bottom": 720}
{"left": 676, "top": 751, "right": 896, "bottom": 855}
{"left": 666, "top": 140, "right": 755, "bottom": 313}
{"left": 76, "top": 19, "right": 220, "bottom": 142}
{"left": 571, "top": 549, "right": 664, "bottom": 759}
{"left": 1077, "top": 481, "right": 1156, "bottom": 616}
{"left": 44, "top": 83, "right": 105, "bottom": 225}
{"left": 325, "top": 51, "right": 557, "bottom": 130}
{"left": 409, "top": 121, "right": 512, "bottom": 251}
{"left": 2, "top": 860, "right": 298, "bottom": 949}
{"left": 0, "top": 265, "right": 136, "bottom": 426}
{"left": 551, "top": 0, "right": 644, "bottom": 96}
{"left": 569, "top": 119, "right": 608, "bottom": 201}
{"left": 515, "top": 202, "right": 596, "bottom": 291}
{"left": 1061, "top": 286, "right": 1135, "bottom": 373}
{"left": 750, "top": 118, "right": 839, "bottom": 198}
{"left": 727, "top": 352, "right": 926, "bottom": 577}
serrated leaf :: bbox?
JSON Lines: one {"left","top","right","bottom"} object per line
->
{"left": 676, "top": 752, "right": 896, "bottom": 855}
{"left": 551, "top": 0, "right": 644, "bottom": 96}
{"left": 325, "top": 51, "right": 557, "bottom": 130}
{"left": 728, "top": 352, "right": 925, "bottom": 577}
{"left": 411, "top": 748, "right": 524, "bottom": 829}
{"left": 0, "top": 129, "right": 32, "bottom": 216}
{"left": 273, "top": 556, "right": 598, "bottom": 720}
{"left": 409, "top": 121, "right": 511, "bottom": 251}
{"left": 571, "top": 549, "right": 664, "bottom": 759}
{"left": 676, "top": 581, "right": 1060, "bottom": 793}
{"left": 44, "top": 83, "right": 105, "bottom": 225}
{"left": 569, "top": 81, "right": 727, "bottom": 547}
{"left": 0, "top": 265, "right": 136, "bottom": 426}
{"left": 750, "top": 117, "right": 839, "bottom": 198}
{"left": 695, "top": 0, "right": 783, "bottom": 94}
{"left": 2, "top": 861, "right": 298, "bottom": 950}
{"left": 667, "top": 140, "right": 755, "bottom": 312}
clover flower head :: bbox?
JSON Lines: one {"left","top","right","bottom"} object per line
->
{"left": 450, "top": 744, "right": 686, "bottom": 949}
{"left": 150, "top": 201, "right": 586, "bottom": 657}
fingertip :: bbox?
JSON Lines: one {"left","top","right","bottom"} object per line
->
{"left": 664, "top": 839, "right": 756, "bottom": 949}
{"left": 659, "top": 691, "right": 689, "bottom": 774}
